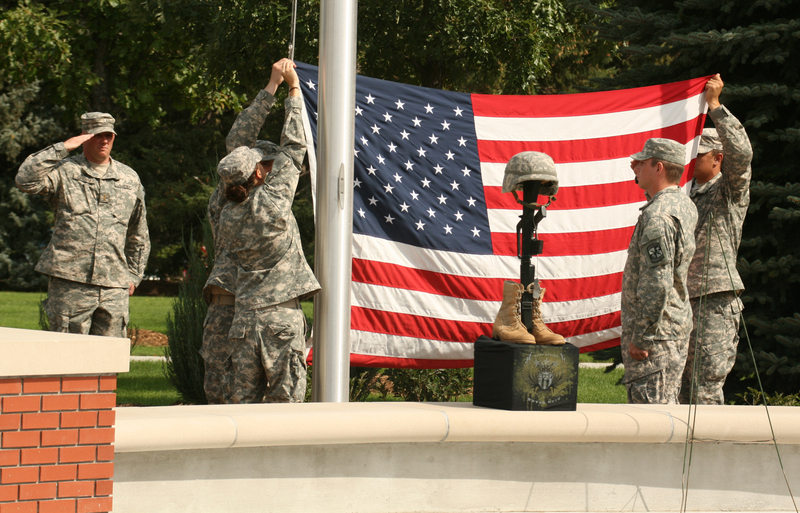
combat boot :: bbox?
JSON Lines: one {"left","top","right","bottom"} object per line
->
{"left": 528, "top": 286, "right": 565, "bottom": 345}
{"left": 493, "top": 281, "right": 536, "bottom": 344}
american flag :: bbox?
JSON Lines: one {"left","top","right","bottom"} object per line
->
{"left": 296, "top": 62, "right": 710, "bottom": 369}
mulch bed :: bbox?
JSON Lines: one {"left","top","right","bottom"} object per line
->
{"left": 129, "top": 328, "right": 168, "bottom": 347}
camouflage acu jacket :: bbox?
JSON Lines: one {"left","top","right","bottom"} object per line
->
{"left": 621, "top": 186, "right": 698, "bottom": 351}
{"left": 687, "top": 106, "right": 752, "bottom": 298}
{"left": 16, "top": 144, "right": 150, "bottom": 288}
{"left": 220, "top": 96, "right": 320, "bottom": 310}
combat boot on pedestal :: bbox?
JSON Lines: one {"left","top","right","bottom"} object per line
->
{"left": 493, "top": 281, "right": 536, "bottom": 344}
{"left": 527, "top": 286, "right": 565, "bottom": 345}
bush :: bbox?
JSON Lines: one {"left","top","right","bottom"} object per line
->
{"left": 164, "top": 225, "right": 212, "bottom": 405}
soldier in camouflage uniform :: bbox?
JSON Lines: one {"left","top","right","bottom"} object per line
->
{"left": 200, "top": 59, "right": 295, "bottom": 403}
{"left": 621, "top": 138, "right": 698, "bottom": 404}
{"left": 16, "top": 112, "right": 150, "bottom": 338}
{"left": 679, "top": 75, "right": 753, "bottom": 405}
{"left": 216, "top": 61, "right": 320, "bottom": 403}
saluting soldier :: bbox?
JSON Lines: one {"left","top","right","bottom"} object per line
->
{"left": 16, "top": 112, "right": 150, "bottom": 338}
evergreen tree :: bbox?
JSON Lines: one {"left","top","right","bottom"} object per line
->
{"left": 0, "top": 79, "right": 64, "bottom": 291}
{"left": 575, "top": 0, "right": 800, "bottom": 398}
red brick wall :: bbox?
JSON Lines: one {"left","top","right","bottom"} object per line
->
{"left": 0, "top": 376, "right": 116, "bottom": 513}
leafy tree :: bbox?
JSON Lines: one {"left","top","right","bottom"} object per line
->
{"left": 575, "top": 0, "right": 800, "bottom": 398}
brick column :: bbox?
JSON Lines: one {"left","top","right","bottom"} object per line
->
{"left": 0, "top": 328, "right": 129, "bottom": 513}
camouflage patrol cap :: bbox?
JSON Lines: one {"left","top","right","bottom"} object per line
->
{"left": 630, "top": 138, "right": 686, "bottom": 166}
{"left": 502, "top": 151, "right": 558, "bottom": 195}
{"left": 254, "top": 140, "right": 280, "bottom": 161}
{"left": 698, "top": 128, "right": 723, "bottom": 153}
{"left": 80, "top": 112, "right": 116, "bottom": 135}
{"left": 217, "top": 146, "right": 266, "bottom": 186}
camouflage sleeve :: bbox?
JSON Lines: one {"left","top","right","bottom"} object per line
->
{"left": 225, "top": 89, "right": 277, "bottom": 154}
{"left": 710, "top": 105, "right": 753, "bottom": 206}
{"left": 631, "top": 216, "right": 678, "bottom": 349}
{"left": 278, "top": 96, "right": 307, "bottom": 170}
{"left": 15, "top": 143, "right": 70, "bottom": 198}
{"left": 124, "top": 185, "right": 151, "bottom": 286}
{"left": 207, "top": 184, "right": 225, "bottom": 237}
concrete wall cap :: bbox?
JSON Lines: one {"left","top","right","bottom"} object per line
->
{"left": 114, "top": 402, "right": 800, "bottom": 453}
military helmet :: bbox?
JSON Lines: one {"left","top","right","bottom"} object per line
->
{"left": 501, "top": 151, "right": 558, "bottom": 196}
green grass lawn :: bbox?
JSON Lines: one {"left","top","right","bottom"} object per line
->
{"left": 1, "top": 291, "right": 626, "bottom": 406}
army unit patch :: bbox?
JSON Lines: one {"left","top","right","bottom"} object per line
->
{"left": 647, "top": 242, "right": 665, "bottom": 263}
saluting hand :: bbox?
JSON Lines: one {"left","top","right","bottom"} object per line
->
{"left": 63, "top": 133, "right": 95, "bottom": 152}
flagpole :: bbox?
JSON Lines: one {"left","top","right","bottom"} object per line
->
{"left": 312, "top": 0, "right": 357, "bottom": 402}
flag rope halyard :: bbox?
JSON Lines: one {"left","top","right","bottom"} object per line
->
{"left": 288, "top": 0, "right": 298, "bottom": 61}
{"left": 680, "top": 211, "right": 798, "bottom": 513}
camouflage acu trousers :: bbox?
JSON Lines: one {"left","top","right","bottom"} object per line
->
{"left": 679, "top": 291, "right": 742, "bottom": 405}
{"left": 45, "top": 276, "right": 129, "bottom": 338}
{"left": 227, "top": 299, "right": 307, "bottom": 404}
{"left": 623, "top": 338, "right": 688, "bottom": 404}
{"left": 200, "top": 303, "right": 236, "bottom": 404}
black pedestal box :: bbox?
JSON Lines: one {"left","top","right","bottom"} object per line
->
{"left": 473, "top": 336, "right": 579, "bottom": 411}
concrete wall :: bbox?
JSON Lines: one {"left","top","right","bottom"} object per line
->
{"left": 113, "top": 402, "right": 800, "bottom": 513}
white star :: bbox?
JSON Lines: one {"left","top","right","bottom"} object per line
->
{"left": 467, "top": 197, "right": 477, "bottom": 207}
{"left": 461, "top": 167, "right": 471, "bottom": 176}
{"left": 371, "top": 124, "right": 381, "bottom": 134}
{"left": 368, "top": 197, "right": 378, "bottom": 206}
{"left": 454, "top": 106, "right": 463, "bottom": 116}
{"left": 433, "top": 164, "right": 444, "bottom": 174}
{"left": 395, "top": 100, "right": 405, "bottom": 110}
{"left": 354, "top": 148, "right": 360, "bottom": 157}
{"left": 367, "top": 165, "right": 377, "bottom": 175}
{"left": 357, "top": 208, "right": 365, "bottom": 218}
{"left": 360, "top": 136, "right": 369, "bottom": 146}
{"left": 427, "top": 208, "right": 436, "bottom": 218}
{"left": 410, "top": 191, "right": 419, "bottom": 200}
{"left": 417, "top": 147, "right": 427, "bottom": 157}
{"left": 454, "top": 211, "right": 464, "bottom": 221}
{"left": 393, "top": 173, "right": 403, "bottom": 182}
{"left": 400, "top": 130, "right": 410, "bottom": 140}
{"left": 355, "top": 105, "right": 363, "bottom": 116}
{"left": 387, "top": 142, "right": 397, "bottom": 153}
{"left": 306, "top": 79, "right": 316, "bottom": 90}
{"left": 385, "top": 214, "right": 395, "bottom": 224}
{"left": 384, "top": 183, "right": 394, "bottom": 194}
{"left": 353, "top": 178, "right": 362, "bottom": 188}
{"left": 383, "top": 112, "right": 393, "bottom": 122}
{"left": 412, "top": 117, "right": 422, "bottom": 127}
{"left": 314, "top": 111, "right": 318, "bottom": 119}
{"left": 471, "top": 227, "right": 481, "bottom": 237}
{"left": 421, "top": 177, "right": 431, "bottom": 188}
{"left": 376, "top": 155, "right": 386, "bottom": 165}
{"left": 437, "top": 194, "right": 447, "bottom": 204}
{"left": 441, "top": 120, "right": 451, "bottom": 130}
{"left": 429, "top": 134, "right": 439, "bottom": 144}
{"left": 450, "top": 181, "right": 460, "bottom": 190}
{"left": 365, "top": 94, "right": 375, "bottom": 104}
{"left": 400, "top": 202, "right": 410, "bottom": 212}
{"left": 404, "top": 160, "right": 414, "bottom": 170}
{"left": 445, "top": 150, "right": 455, "bottom": 160}
{"left": 444, "top": 224, "right": 453, "bottom": 234}
{"left": 424, "top": 104, "right": 434, "bottom": 114}
{"left": 457, "top": 137, "right": 467, "bottom": 147}
{"left": 416, "top": 220, "right": 426, "bottom": 230}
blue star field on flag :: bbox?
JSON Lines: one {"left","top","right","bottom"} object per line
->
{"left": 296, "top": 62, "right": 493, "bottom": 255}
